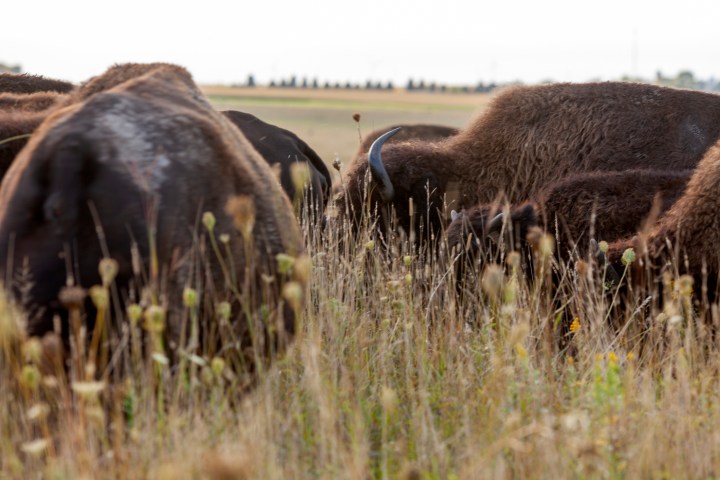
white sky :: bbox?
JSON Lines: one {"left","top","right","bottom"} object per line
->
{"left": 2, "top": 0, "right": 718, "bottom": 86}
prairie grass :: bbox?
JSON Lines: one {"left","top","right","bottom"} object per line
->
{"left": 3, "top": 181, "right": 720, "bottom": 480}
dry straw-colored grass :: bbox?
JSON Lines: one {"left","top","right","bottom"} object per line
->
{"left": 3, "top": 177, "right": 720, "bottom": 480}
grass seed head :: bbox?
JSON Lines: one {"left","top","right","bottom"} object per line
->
{"left": 183, "top": 287, "right": 198, "bottom": 309}
{"left": 276, "top": 253, "right": 296, "bottom": 275}
{"left": 202, "top": 211, "right": 216, "bottom": 233}
{"left": 482, "top": 264, "right": 504, "bottom": 299}
{"left": 143, "top": 305, "right": 166, "bottom": 333}
{"left": 216, "top": 302, "right": 231, "bottom": 323}
{"left": 290, "top": 163, "right": 311, "bottom": 196}
{"left": 20, "top": 365, "right": 41, "bottom": 392}
{"left": 621, "top": 248, "right": 636, "bottom": 266}
{"left": 89, "top": 285, "right": 109, "bottom": 310}
{"left": 98, "top": 258, "right": 119, "bottom": 287}
{"left": 225, "top": 195, "right": 256, "bottom": 239}
{"left": 332, "top": 157, "right": 342, "bottom": 172}
{"left": 58, "top": 286, "right": 86, "bottom": 310}
{"left": 23, "top": 337, "right": 42, "bottom": 364}
{"left": 293, "top": 255, "right": 312, "bottom": 285}
{"left": 282, "top": 281, "right": 304, "bottom": 311}
{"left": 127, "top": 304, "right": 143, "bottom": 327}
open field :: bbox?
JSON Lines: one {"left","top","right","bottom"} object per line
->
{"left": 5, "top": 88, "right": 720, "bottom": 479}
{"left": 203, "top": 86, "right": 492, "bottom": 175}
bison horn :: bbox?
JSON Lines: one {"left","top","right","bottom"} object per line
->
{"left": 368, "top": 127, "right": 400, "bottom": 202}
{"left": 451, "top": 209, "right": 460, "bottom": 222}
{"left": 485, "top": 212, "right": 504, "bottom": 244}
{"left": 486, "top": 212, "right": 504, "bottom": 232}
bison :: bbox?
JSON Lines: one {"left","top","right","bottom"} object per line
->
{"left": 222, "top": 111, "right": 332, "bottom": 220}
{"left": 1, "top": 75, "right": 74, "bottom": 183}
{"left": 0, "top": 73, "right": 74, "bottom": 94}
{"left": 603, "top": 140, "right": 720, "bottom": 303}
{"left": 448, "top": 169, "right": 691, "bottom": 266}
{"left": 0, "top": 63, "right": 305, "bottom": 370}
{"left": 338, "top": 82, "right": 720, "bottom": 243}
{"left": 0, "top": 93, "right": 69, "bottom": 179}
{"left": 1, "top": 88, "right": 331, "bottom": 223}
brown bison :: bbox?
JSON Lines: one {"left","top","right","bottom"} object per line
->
{"left": 0, "top": 63, "right": 305, "bottom": 368}
{"left": 0, "top": 73, "right": 74, "bottom": 94}
{"left": 338, "top": 82, "right": 720, "bottom": 242}
{"left": 448, "top": 169, "right": 691, "bottom": 266}
{"left": 222, "top": 111, "right": 332, "bottom": 219}
{"left": 355, "top": 123, "right": 458, "bottom": 155}
{"left": 0, "top": 93, "right": 69, "bottom": 179}
{"left": 603, "top": 140, "right": 720, "bottom": 302}
{"left": 1, "top": 88, "right": 331, "bottom": 222}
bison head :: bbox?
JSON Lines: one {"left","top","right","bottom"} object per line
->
{"left": 336, "top": 128, "right": 456, "bottom": 246}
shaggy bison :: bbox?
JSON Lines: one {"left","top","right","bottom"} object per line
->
{"left": 0, "top": 73, "right": 74, "bottom": 94}
{"left": 222, "top": 111, "right": 332, "bottom": 219}
{"left": 1, "top": 88, "right": 331, "bottom": 223}
{"left": 0, "top": 92, "right": 69, "bottom": 177}
{"left": 0, "top": 63, "right": 305, "bottom": 369}
{"left": 603, "top": 140, "right": 720, "bottom": 302}
{"left": 338, "top": 82, "right": 720, "bottom": 242}
{"left": 448, "top": 169, "right": 691, "bottom": 265}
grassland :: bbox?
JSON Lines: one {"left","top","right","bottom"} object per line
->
{"left": 203, "top": 86, "right": 490, "bottom": 176}
{"left": 3, "top": 87, "right": 720, "bottom": 479}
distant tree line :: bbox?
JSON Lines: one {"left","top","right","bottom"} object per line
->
{"left": 652, "top": 70, "right": 719, "bottom": 92}
{"left": 0, "top": 62, "right": 21, "bottom": 74}
{"left": 234, "top": 74, "right": 502, "bottom": 93}
{"left": 232, "top": 70, "right": 720, "bottom": 94}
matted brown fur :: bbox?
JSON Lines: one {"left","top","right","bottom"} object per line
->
{"left": 0, "top": 73, "right": 74, "bottom": 94}
{"left": 339, "top": 82, "right": 720, "bottom": 240}
{"left": 0, "top": 92, "right": 69, "bottom": 178}
{"left": 0, "top": 63, "right": 305, "bottom": 370}
{"left": 356, "top": 124, "right": 458, "bottom": 155}
{"left": 606, "top": 141, "right": 720, "bottom": 299}
{"left": 448, "top": 169, "right": 691, "bottom": 266}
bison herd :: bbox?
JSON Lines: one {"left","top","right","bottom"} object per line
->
{"left": 3, "top": 62, "right": 720, "bottom": 380}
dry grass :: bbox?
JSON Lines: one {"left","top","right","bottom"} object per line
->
{"left": 3, "top": 91, "right": 720, "bottom": 479}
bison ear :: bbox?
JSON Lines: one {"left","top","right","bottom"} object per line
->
{"left": 485, "top": 212, "right": 504, "bottom": 245}
{"left": 42, "top": 139, "right": 95, "bottom": 226}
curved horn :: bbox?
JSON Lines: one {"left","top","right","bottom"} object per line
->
{"left": 368, "top": 127, "right": 400, "bottom": 202}
{"left": 485, "top": 212, "right": 504, "bottom": 233}
{"left": 450, "top": 209, "right": 460, "bottom": 222}
{"left": 485, "top": 212, "right": 504, "bottom": 245}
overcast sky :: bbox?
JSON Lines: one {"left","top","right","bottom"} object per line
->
{"left": 2, "top": 0, "right": 718, "bottom": 86}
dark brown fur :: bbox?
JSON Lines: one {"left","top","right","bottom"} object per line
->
{"left": 0, "top": 63, "right": 305, "bottom": 370}
{"left": 448, "top": 169, "right": 691, "bottom": 279}
{"left": 0, "top": 93, "right": 68, "bottom": 179}
{"left": 455, "top": 169, "right": 690, "bottom": 256}
{"left": 339, "top": 82, "right": 720, "bottom": 241}
{"left": 222, "top": 110, "right": 332, "bottom": 220}
{"left": 606, "top": 141, "right": 720, "bottom": 301}
{"left": 0, "top": 73, "right": 74, "bottom": 94}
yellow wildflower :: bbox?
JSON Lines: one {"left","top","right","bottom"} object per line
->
{"left": 569, "top": 317, "right": 581, "bottom": 333}
{"left": 607, "top": 351, "right": 618, "bottom": 365}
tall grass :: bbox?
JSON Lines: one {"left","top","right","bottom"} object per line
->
{"left": 3, "top": 184, "right": 720, "bottom": 479}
